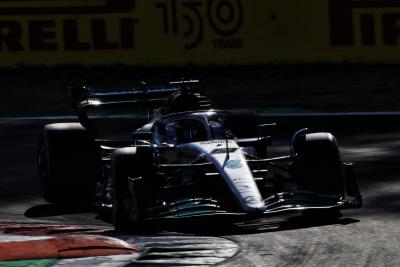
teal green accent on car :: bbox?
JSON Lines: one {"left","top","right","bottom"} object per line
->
{"left": 225, "top": 160, "right": 243, "bottom": 169}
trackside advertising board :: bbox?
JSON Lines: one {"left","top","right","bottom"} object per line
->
{"left": 0, "top": 0, "right": 399, "bottom": 66}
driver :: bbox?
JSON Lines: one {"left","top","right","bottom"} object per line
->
{"left": 175, "top": 120, "right": 207, "bottom": 144}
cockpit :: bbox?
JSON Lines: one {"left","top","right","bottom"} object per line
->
{"left": 153, "top": 113, "right": 234, "bottom": 145}
{"left": 154, "top": 117, "right": 209, "bottom": 145}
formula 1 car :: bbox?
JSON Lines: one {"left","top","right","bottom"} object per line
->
{"left": 37, "top": 80, "right": 362, "bottom": 231}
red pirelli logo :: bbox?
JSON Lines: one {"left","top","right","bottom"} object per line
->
{"left": 0, "top": 0, "right": 135, "bottom": 15}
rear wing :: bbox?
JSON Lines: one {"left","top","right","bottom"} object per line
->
{"left": 69, "top": 80, "right": 212, "bottom": 136}
{"left": 70, "top": 80, "right": 211, "bottom": 109}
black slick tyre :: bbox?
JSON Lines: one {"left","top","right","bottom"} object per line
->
{"left": 37, "top": 123, "right": 101, "bottom": 204}
{"left": 228, "top": 109, "right": 259, "bottom": 138}
{"left": 293, "top": 132, "right": 344, "bottom": 196}
{"left": 112, "top": 147, "right": 153, "bottom": 232}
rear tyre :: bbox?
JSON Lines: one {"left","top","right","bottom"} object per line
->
{"left": 229, "top": 110, "right": 269, "bottom": 157}
{"left": 112, "top": 147, "right": 153, "bottom": 232}
{"left": 292, "top": 132, "right": 344, "bottom": 196}
{"left": 37, "top": 123, "right": 101, "bottom": 204}
{"left": 228, "top": 109, "right": 259, "bottom": 138}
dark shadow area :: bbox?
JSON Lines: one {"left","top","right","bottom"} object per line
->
{"left": 162, "top": 216, "right": 359, "bottom": 236}
{"left": 104, "top": 212, "right": 359, "bottom": 237}
{"left": 24, "top": 203, "right": 95, "bottom": 218}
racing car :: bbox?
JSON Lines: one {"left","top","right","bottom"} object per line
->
{"left": 37, "top": 80, "right": 362, "bottom": 231}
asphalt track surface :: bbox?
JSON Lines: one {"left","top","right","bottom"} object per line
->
{"left": 1, "top": 115, "right": 400, "bottom": 266}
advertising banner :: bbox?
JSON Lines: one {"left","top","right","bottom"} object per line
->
{"left": 0, "top": 0, "right": 399, "bottom": 66}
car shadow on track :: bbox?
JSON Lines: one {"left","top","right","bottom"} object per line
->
{"left": 24, "top": 203, "right": 95, "bottom": 218}
{"left": 107, "top": 215, "right": 360, "bottom": 236}
{"left": 150, "top": 216, "right": 360, "bottom": 236}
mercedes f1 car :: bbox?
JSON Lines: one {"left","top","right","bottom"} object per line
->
{"left": 37, "top": 80, "right": 362, "bottom": 231}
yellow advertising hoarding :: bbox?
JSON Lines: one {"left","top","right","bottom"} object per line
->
{"left": 0, "top": 0, "right": 399, "bottom": 66}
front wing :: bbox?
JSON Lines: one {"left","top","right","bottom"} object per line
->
{"left": 142, "top": 189, "right": 359, "bottom": 222}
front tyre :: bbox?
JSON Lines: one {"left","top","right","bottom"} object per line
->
{"left": 112, "top": 147, "right": 152, "bottom": 232}
{"left": 228, "top": 109, "right": 259, "bottom": 138}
